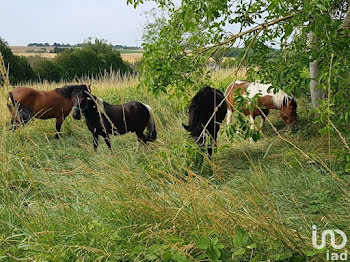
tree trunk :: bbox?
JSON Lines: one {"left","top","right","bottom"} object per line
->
{"left": 307, "top": 32, "right": 325, "bottom": 108}
{"left": 343, "top": 6, "right": 350, "bottom": 29}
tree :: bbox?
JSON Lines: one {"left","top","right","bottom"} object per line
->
{"left": 54, "top": 39, "right": 131, "bottom": 79}
{"left": 0, "top": 38, "right": 36, "bottom": 85}
{"left": 129, "top": 0, "right": 350, "bottom": 115}
{"left": 130, "top": 0, "right": 348, "bottom": 94}
{"left": 307, "top": 31, "right": 324, "bottom": 108}
{"left": 343, "top": 5, "right": 350, "bottom": 29}
{"left": 33, "top": 60, "right": 66, "bottom": 82}
{"left": 31, "top": 39, "right": 132, "bottom": 81}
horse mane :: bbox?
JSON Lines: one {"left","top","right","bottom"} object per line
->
{"left": 95, "top": 97, "right": 105, "bottom": 112}
{"left": 55, "top": 85, "right": 87, "bottom": 98}
{"left": 188, "top": 86, "right": 226, "bottom": 128}
{"left": 271, "top": 90, "right": 293, "bottom": 108}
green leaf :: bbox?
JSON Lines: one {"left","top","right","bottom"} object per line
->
{"left": 316, "top": 4, "right": 327, "bottom": 11}
{"left": 233, "top": 227, "right": 249, "bottom": 248}
{"left": 234, "top": 247, "right": 246, "bottom": 256}
{"left": 196, "top": 236, "right": 211, "bottom": 250}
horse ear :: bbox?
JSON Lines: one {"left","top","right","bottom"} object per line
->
{"left": 87, "top": 84, "right": 92, "bottom": 93}
{"left": 182, "top": 123, "right": 191, "bottom": 132}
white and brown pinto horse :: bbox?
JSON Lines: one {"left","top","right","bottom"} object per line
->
{"left": 225, "top": 80, "right": 298, "bottom": 131}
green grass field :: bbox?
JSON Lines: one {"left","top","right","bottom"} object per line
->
{"left": 0, "top": 71, "right": 349, "bottom": 261}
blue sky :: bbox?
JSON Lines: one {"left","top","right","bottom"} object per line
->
{"left": 1, "top": 0, "right": 156, "bottom": 46}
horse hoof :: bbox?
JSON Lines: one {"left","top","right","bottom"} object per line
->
{"left": 7, "top": 125, "right": 17, "bottom": 131}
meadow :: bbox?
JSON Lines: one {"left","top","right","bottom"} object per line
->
{"left": 0, "top": 69, "right": 349, "bottom": 261}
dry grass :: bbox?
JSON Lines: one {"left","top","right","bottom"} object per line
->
{"left": 211, "top": 67, "right": 248, "bottom": 82}
{"left": 13, "top": 52, "right": 142, "bottom": 63}
{"left": 10, "top": 46, "right": 55, "bottom": 53}
{"left": 10, "top": 46, "right": 143, "bottom": 63}
{"left": 13, "top": 52, "right": 57, "bottom": 59}
{"left": 121, "top": 53, "right": 143, "bottom": 63}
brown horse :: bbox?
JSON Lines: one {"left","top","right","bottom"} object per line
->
{"left": 7, "top": 84, "right": 91, "bottom": 138}
{"left": 225, "top": 80, "right": 298, "bottom": 131}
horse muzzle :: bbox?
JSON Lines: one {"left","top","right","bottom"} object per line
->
{"left": 72, "top": 110, "right": 81, "bottom": 120}
{"left": 290, "top": 123, "right": 299, "bottom": 133}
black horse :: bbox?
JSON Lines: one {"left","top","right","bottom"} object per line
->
{"left": 72, "top": 90, "right": 157, "bottom": 150}
{"left": 183, "top": 86, "right": 227, "bottom": 158}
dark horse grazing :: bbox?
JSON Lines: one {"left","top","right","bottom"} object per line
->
{"left": 183, "top": 86, "right": 227, "bottom": 158}
{"left": 72, "top": 90, "right": 157, "bottom": 150}
{"left": 7, "top": 84, "right": 91, "bottom": 138}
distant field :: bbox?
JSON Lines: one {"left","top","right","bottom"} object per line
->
{"left": 10, "top": 46, "right": 143, "bottom": 63}
{"left": 118, "top": 49, "right": 143, "bottom": 54}
{"left": 10, "top": 46, "right": 55, "bottom": 53}
{"left": 13, "top": 52, "right": 57, "bottom": 59}
{"left": 120, "top": 52, "right": 143, "bottom": 63}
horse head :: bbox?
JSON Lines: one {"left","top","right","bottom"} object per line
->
{"left": 182, "top": 123, "right": 206, "bottom": 147}
{"left": 72, "top": 86, "right": 91, "bottom": 120}
{"left": 280, "top": 97, "right": 298, "bottom": 131}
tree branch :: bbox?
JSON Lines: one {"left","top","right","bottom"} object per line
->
{"left": 200, "top": 11, "right": 301, "bottom": 53}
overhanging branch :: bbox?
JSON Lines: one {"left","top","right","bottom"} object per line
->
{"left": 201, "top": 11, "right": 301, "bottom": 53}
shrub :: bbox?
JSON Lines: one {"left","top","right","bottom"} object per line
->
{"left": 34, "top": 60, "right": 67, "bottom": 82}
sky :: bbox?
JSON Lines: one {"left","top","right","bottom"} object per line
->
{"left": 1, "top": 0, "right": 156, "bottom": 47}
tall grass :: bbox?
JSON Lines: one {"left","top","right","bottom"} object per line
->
{"left": 0, "top": 68, "right": 349, "bottom": 261}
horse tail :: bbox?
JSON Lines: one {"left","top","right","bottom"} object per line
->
{"left": 7, "top": 91, "right": 17, "bottom": 113}
{"left": 143, "top": 104, "right": 157, "bottom": 142}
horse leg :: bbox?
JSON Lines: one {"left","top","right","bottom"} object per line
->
{"left": 7, "top": 98, "right": 19, "bottom": 130}
{"left": 249, "top": 114, "right": 256, "bottom": 130}
{"left": 136, "top": 132, "right": 148, "bottom": 144}
{"left": 207, "top": 125, "right": 219, "bottom": 159}
{"left": 260, "top": 109, "right": 269, "bottom": 129}
{"left": 249, "top": 114, "right": 256, "bottom": 143}
{"left": 103, "top": 135, "right": 112, "bottom": 150}
{"left": 12, "top": 106, "right": 32, "bottom": 128}
{"left": 226, "top": 109, "right": 233, "bottom": 125}
{"left": 7, "top": 103, "right": 17, "bottom": 130}
{"left": 8, "top": 117, "right": 19, "bottom": 131}
{"left": 92, "top": 132, "right": 99, "bottom": 150}
{"left": 55, "top": 119, "right": 63, "bottom": 139}
{"left": 207, "top": 137, "right": 214, "bottom": 160}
